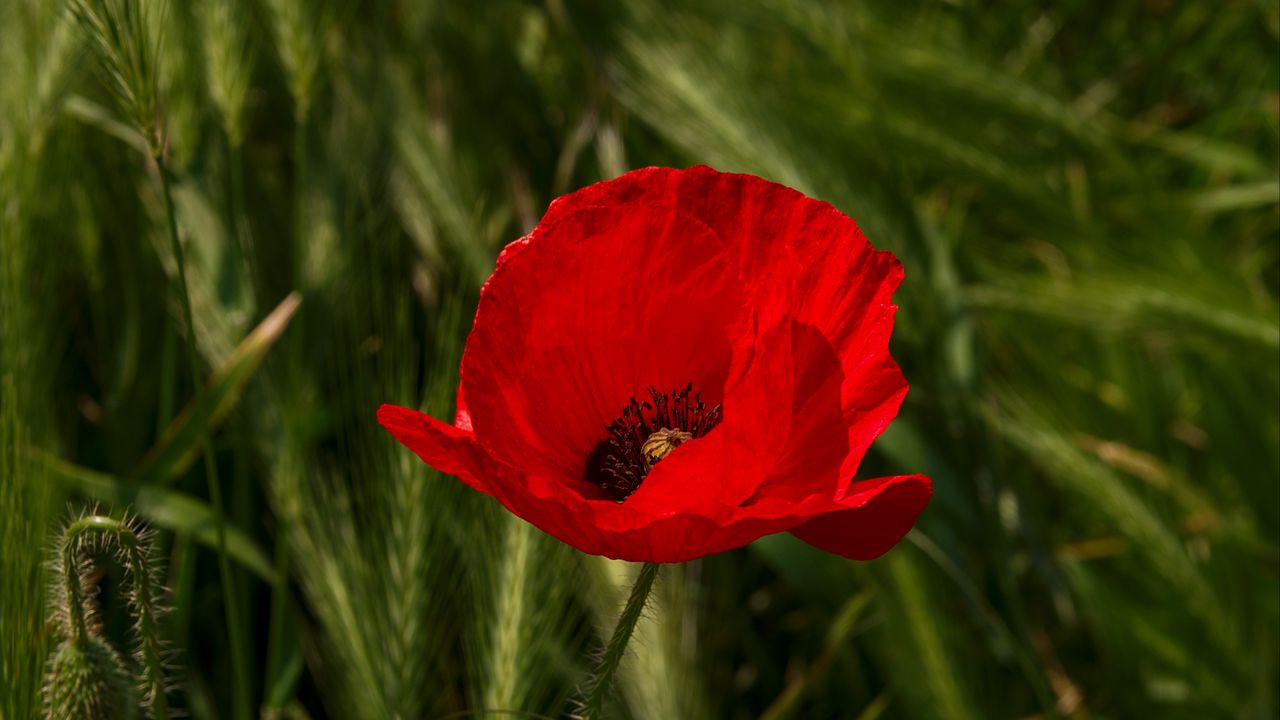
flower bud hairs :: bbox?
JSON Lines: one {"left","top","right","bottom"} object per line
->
{"left": 44, "top": 509, "right": 171, "bottom": 720}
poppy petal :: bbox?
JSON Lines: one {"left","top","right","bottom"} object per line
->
{"left": 626, "top": 243, "right": 803, "bottom": 513}
{"left": 378, "top": 403, "right": 618, "bottom": 553}
{"left": 788, "top": 231, "right": 908, "bottom": 485}
{"left": 787, "top": 474, "right": 933, "bottom": 560}
{"left": 460, "top": 203, "right": 753, "bottom": 499}
{"left": 376, "top": 403, "right": 492, "bottom": 494}
{"left": 378, "top": 403, "right": 770, "bottom": 561}
{"left": 529, "top": 165, "right": 910, "bottom": 489}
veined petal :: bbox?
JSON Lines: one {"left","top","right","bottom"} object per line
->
{"left": 530, "top": 166, "right": 910, "bottom": 491}
{"left": 461, "top": 203, "right": 754, "bottom": 502}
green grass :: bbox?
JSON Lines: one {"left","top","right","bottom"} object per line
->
{"left": 2, "top": 0, "right": 1277, "bottom": 718}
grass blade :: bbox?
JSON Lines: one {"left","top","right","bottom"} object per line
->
{"left": 133, "top": 292, "right": 300, "bottom": 485}
{"left": 41, "top": 452, "right": 277, "bottom": 584}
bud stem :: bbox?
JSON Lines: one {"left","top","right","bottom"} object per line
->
{"left": 580, "top": 562, "right": 661, "bottom": 720}
{"left": 60, "top": 515, "right": 168, "bottom": 718}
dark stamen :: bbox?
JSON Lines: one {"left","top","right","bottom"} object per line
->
{"left": 585, "top": 383, "right": 723, "bottom": 502}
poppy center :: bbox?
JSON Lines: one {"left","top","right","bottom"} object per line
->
{"left": 586, "top": 383, "right": 723, "bottom": 502}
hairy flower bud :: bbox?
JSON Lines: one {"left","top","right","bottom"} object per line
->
{"left": 45, "top": 636, "right": 137, "bottom": 720}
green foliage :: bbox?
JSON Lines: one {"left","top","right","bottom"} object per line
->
{"left": 133, "top": 292, "right": 300, "bottom": 486}
{"left": 67, "top": 0, "right": 165, "bottom": 151}
{"left": 2, "top": 0, "right": 1276, "bottom": 718}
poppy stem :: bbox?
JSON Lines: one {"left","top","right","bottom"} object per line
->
{"left": 580, "top": 561, "right": 661, "bottom": 720}
{"left": 58, "top": 514, "right": 168, "bottom": 718}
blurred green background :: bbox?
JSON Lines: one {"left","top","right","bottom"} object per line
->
{"left": 2, "top": 0, "right": 1277, "bottom": 718}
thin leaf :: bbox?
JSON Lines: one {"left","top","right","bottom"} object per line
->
{"left": 133, "top": 292, "right": 300, "bottom": 485}
{"left": 40, "top": 452, "right": 277, "bottom": 584}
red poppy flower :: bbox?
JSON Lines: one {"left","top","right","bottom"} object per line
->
{"left": 378, "top": 166, "right": 931, "bottom": 563}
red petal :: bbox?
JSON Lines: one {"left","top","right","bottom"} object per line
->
{"left": 379, "top": 403, "right": 762, "bottom": 561}
{"left": 789, "top": 231, "right": 907, "bottom": 485}
{"left": 626, "top": 242, "right": 803, "bottom": 512}
{"left": 377, "top": 403, "right": 491, "bottom": 494}
{"left": 787, "top": 474, "right": 933, "bottom": 560}
{"left": 461, "top": 203, "right": 770, "bottom": 508}
{"left": 378, "top": 404, "right": 930, "bottom": 563}
{"left": 589, "top": 472, "right": 932, "bottom": 563}
{"left": 378, "top": 403, "right": 604, "bottom": 551}
{"left": 536, "top": 166, "right": 910, "bottom": 491}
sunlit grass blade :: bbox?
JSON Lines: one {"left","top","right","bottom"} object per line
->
{"left": 0, "top": 379, "right": 56, "bottom": 720}
{"left": 133, "top": 292, "right": 300, "bottom": 485}
{"left": 758, "top": 589, "right": 875, "bottom": 720}
{"left": 969, "top": 280, "right": 1280, "bottom": 351}
{"left": 991, "top": 392, "right": 1251, "bottom": 701}
{"left": 61, "top": 94, "right": 149, "bottom": 153}
{"left": 875, "top": 546, "right": 978, "bottom": 720}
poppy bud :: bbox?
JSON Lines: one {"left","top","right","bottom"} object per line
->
{"left": 44, "top": 636, "right": 137, "bottom": 720}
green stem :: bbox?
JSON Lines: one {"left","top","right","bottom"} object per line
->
{"left": 121, "top": 529, "right": 167, "bottom": 718}
{"left": 291, "top": 111, "right": 307, "bottom": 289}
{"left": 226, "top": 137, "right": 257, "bottom": 299}
{"left": 61, "top": 515, "right": 169, "bottom": 719}
{"left": 285, "top": 110, "right": 308, "bottom": 413}
{"left": 580, "top": 562, "right": 661, "bottom": 720}
{"left": 262, "top": 539, "right": 297, "bottom": 710}
{"left": 60, "top": 518, "right": 98, "bottom": 643}
{"left": 156, "top": 156, "right": 252, "bottom": 720}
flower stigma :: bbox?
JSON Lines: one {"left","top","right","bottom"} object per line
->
{"left": 586, "top": 383, "right": 723, "bottom": 502}
{"left": 641, "top": 428, "right": 693, "bottom": 470}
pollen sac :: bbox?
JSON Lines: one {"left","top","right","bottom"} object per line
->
{"left": 641, "top": 428, "right": 693, "bottom": 470}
